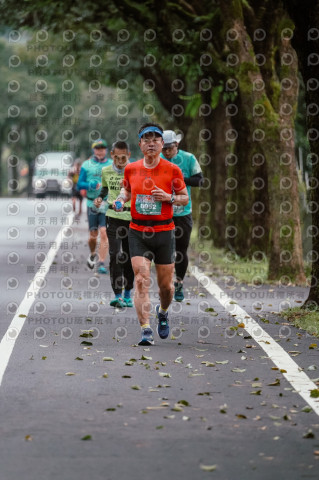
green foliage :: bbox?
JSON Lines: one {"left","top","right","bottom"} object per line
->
{"left": 211, "top": 84, "right": 223, "bottom": 109}
{"left": 182, "top": 94, "right": 202, "bottom": 118}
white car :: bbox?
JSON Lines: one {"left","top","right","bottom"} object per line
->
{"left": 32, "top": 151, "right": 75, "bottom": 198}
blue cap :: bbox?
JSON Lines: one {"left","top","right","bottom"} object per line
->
{"left": 138, "top": 126, "right": 163, "bottom": 139}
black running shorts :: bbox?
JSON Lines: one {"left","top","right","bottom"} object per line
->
{"left": 128, "top": 228, "right": 175, "bottom": 265}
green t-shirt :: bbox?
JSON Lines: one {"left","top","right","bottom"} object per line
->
{"left": 161, "top": 149, "right": 202, "bottom": 216}
{"left": 101, "top": 164, "right": 131, "bottom": 221}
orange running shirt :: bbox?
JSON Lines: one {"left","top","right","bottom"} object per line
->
{"left": 124, "top": 158, "right": 186, "bottom": 232}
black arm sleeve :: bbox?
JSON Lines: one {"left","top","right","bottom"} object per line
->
{"left": 98, "top": 186, "right": 109, "bottom": 199}
{"left": 184, "top": 172, "right": 203, "bottom": 187}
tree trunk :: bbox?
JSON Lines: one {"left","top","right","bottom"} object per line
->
{"left": 284, "top": 0, "right": 319, "bottom": 301}
{"left": 209, "top": 102, "right": 230, "bottom": 249}
{"left": 220, "top": 1, "right": 305, "bottom": 283}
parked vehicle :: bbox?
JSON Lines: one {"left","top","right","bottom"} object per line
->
{"left": 32, "top": 151, "right": 75, "bottom": 197}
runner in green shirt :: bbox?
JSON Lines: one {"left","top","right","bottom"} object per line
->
{"left": 94, "top": 141, "right": 134, "bottom": 308}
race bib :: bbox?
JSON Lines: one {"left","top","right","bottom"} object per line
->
{"left": 135, "top": 194, "right": 162, "bottom": 215}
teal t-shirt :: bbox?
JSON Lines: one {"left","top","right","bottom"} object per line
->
{"left": 80, "top": 157, "right": 112, "bottom": 213}
{"left": 161, "top": 149, "right": 201, "bottom": 216}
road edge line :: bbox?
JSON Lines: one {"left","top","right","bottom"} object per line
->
{"left": 191, "top": 266, "right": 319, "bottom": 415}
{"left": 0, "top": 213, "right": 74, "bottom": 387}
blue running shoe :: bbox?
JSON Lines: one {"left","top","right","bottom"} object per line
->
{"left": 138, "top": 327, "right": 154, "bottom": 346}
{"left": 110, "top": 297, "right": 125, "bottom": 308}
{"left": 174, "top": 282, "right": 184, "bottom": 302}
{"left": 123, "top": 297, "right": 133, "bottom": 307}
{"left": 155, "top": 304, "right": 169, "bottom": 339}
{"left": 98, "top": 264, "right": 108, "bottom": 274}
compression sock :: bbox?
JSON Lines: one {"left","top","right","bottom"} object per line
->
{"left": 141, "top": 323, "right": 151, "bottom": 330}
{"left": 124, "top": 289, "right": 131, "bottom": 299}
{"left": 159, "top": 306, "right": 168, "bottom": 315}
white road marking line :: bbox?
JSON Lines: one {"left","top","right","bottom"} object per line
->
{"left": 0, "top": 213, "right": 74, "bottom": 386}
{"left": 191, "top": 266, "right": 319, "bottom": 415}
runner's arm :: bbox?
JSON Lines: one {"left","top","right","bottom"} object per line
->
{"left": 97, "top": 186, "right": 109, "bottom": 200}
{"left": 116, "top": 187, "right": 131, "bottom": 204}
{"left": 151, "top": 185, "right": 188, "bottom": 206}
{"left": 184, "top": 172, "right": 203, "bottom": 187}
{"left": 172, "top": 186, "right": 188, "bottom": 206}
{"left": 94, "top": 186, "right": 109, "bottom": 207}
{"left": 77, "top": 167, "right": 100, "bottom": 191}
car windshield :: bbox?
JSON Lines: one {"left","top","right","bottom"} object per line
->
{"left": 34, "top": 152, "right": 74, "bottom": 176}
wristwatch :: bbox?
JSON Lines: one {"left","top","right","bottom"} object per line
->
{"left": 170, "top": 193, "right": 175, "bottom": 204}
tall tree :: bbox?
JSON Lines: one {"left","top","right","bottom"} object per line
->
{"left": 284, "top": 0, "right": 319, "bottom": 302}
{"left": 220, "top": 0, "right": 305, "bottom": 283}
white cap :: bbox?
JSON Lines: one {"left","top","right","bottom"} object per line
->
{"left": 163, "top": 130, "right": 182, "bottom": 147}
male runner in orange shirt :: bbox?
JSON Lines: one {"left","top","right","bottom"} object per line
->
{"left": 113, "top": 123, "right": 189, "bottom": 345}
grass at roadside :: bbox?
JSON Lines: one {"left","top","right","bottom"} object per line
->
{"left": 189, "top": 230, "right": 268, "bottom": 284}
{"left": 279, "top": 307, "right": 319, "bottom": 337}
{"left": 188, "top": 230, "right": 318, "bottom": 336}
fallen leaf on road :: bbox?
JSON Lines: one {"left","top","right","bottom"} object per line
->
{"left": 268, "top": 379, "right": 280, "bottom": 386}
{"left": 310, "top": 389, "right": 319, "bottom": 398}
{"left": 141, "top": 355, "right": 152, "bottom": 360}
{"left": 79, "top": 332, "right": 93, "bottom": 338}
{"left": 201, "top": 361, "right": 215, "bottom": 367}
{"left": 65, "top": 372, "right": 76, "bottom": 376}
{"left": 103, "top": 357, "right": 114, "bottom": 361}
{"left": 81, "top": 435, "right": 92, "bottom": 441}
{"left": 302, "top": 406, "right": 312, "bottom": 413}
{"left": 307, "top": 365, "right": 317, "bottom": 371}
{"left": 200, "top": 464, "right": 217, "bottom": 472}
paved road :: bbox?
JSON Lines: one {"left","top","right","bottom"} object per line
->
{"left": 1, "top": 197, "right": 319, "bottom": 480}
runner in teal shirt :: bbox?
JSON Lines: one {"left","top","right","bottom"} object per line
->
{"left": 161, "top": 130, "right": 203, "bottom": 301}
{"left": 77, "top": 139, "right": 112, "bottom": 274}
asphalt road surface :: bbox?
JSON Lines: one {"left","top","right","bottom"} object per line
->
{"left": 1, "top": 197, "right": 319, "bottom": 480}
